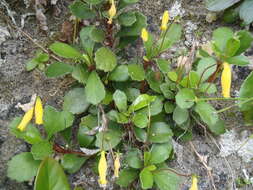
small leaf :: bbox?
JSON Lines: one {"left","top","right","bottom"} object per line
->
{"left": 225, "top": 38, "right": 240, "bottom": 57}
{"left": 150, "top": 143, "right": 172, "bottom": 164}
{"left": 85, "top": 71, "right": 106, "bottom": 105}
{"left": 173, "top": 106, "right": 189, "bottom": 125}
{"left": 205, "top": 0, "right": 240, "bottom": 11}
{"left": 175, "top": 88, "right": 195, "bottom": 109}
{"left": 45, "top": 62, "right": 73, "bottom": 78}
{"left": 235, "top": 30, "right": 253, "bottom": 55}
{"left": 90, "top": 28, "right": 105, "bottom": 43}
{"left": 34, "top": 157, "right": 70, "bottom": 190}
{"left": 148, "top": 122, "right": 173, "bottom": 143}
{"left": 49, "top": 42, "right": 82, "bottom": 59}
{"left": 167, "top": 71, "right": 178, "bottom": 82}
{"left": 26, "top": 59, "right": 39, "bottom": 71}
{"left": 199, "top": 83, "right": 217, "bottom": 94}
{"left": 239, "top": 71, "right": 253, "bottom": 111}
{"left": 69, "top": 0, "right": 96, "bottom": 19}
{"left": 31, "top": 141, "right": 53, "bottom": 160}
{"left": 212, "top": 27, "right": 234, "bottom": 52}
{"left": 164, "top": 102, "right": 175, "bottom": 114}
{"left": 140, "top": 168, "right": 154, "bottom": 189}
{"left": 129, "top": 94, "right": 156, "bottom": 112}
{"left": 61, "top": 154, "right": 87, "bottom": 174}
{"left": 80, "top": 26, "right": 95, "bottom": 58}
{"left": 128, "top": 63, "right": 145, "bottom": 81}
{"left": 7, "top": 152, "right": 40, "bottom": 182}
{"left": 118, "top": 12, "right": 137, "bottom": 26}
{"left": 150, "top": 96, "right": 164, "bottom": 116}
{"left": 133, "top": 127, "right": 147, "bottom": 142}
{"left": 116, "top": 168, "right": 139, "bottom": 187}
{"left": 95, "top": 47, "right": 117, "bottom": 72}
{"left": 156, "top": 59, "right": 170, "bottom": 73}
{"left": 84, "top": 0, "right": 104, "bottom": 5}
{"left": 72, "top": 64, "right": 89, "bottom": 84}
{"left": 109, "top": 65, "right": 129, "bottom": 81}
{"left": 226, "top": 55, "right": 250, "bottom": 66}
{"left": 160, "top": 83, "right": 174, "bottom": 99}
{"left": 196, "top": 57, "right": 217, "bottom": 82}
{"left": 146, "top": 70, "right": 163, "bottom": 93}
{"left": 126, "top": 148, "right": 143, "bottom": 169}
{"left": 113, "top": 90, "right": 128, "bottom": 112}
{"left": 239, "top": 0, "right": 253, "bottom": 25}
{"left": 63, "top": 88, "right": 90, "bottom": 114}
{"left": 125, "top": 88, "right": 140, "bottom": 102}
{"left": 132, "top": 112, "right": 148, "bottom": 128}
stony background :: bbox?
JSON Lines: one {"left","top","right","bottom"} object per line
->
{"left": 0, "top": 0, "right": 253, "bottom": 189}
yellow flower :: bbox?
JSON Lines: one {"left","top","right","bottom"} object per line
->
{"left": 108, "top": 0, "right": 116, "bottom": 24}
{"left": 221, "top": 62, "right": 232, "bottom": 98}
{"left": 114, "top": 153, "right": 120, "bottom": 178}
{"left": 35, "top": 96, "right": 43, "bottom": 125}
{"left": 17, "top": 107, "right": 34, "bottom": 131}
{"left": 189, "top": 175, "right": 198, "bottom": 190}
{"left": 161, "top": 11, "right": 169, "bottom": 31}
{"left": 98, "top": 151, "right": 107, "bottom": 186}
{"left": 141, "top": 28, "right": 149, "bottom": 42}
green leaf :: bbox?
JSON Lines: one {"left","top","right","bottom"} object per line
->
{"left": 113, "top": 90, "right": 127, "bottom": 112}
{"left": 158, "top": 23, "right": 182, "bottom": 53}
{"left": 118, "top": 12, "right": 137, "bottom": 26}
{"left": 175, "top": 88, "right": 195, "bottom": 109}
{"left": 95, "top": 47, "right": 117, "bottom": 72}
{"left": 116, "top": 168, "right": 139, "bottom": 187}
{"left": 125, "top": 88, "right": 140, "bottom": 102}
{"left": 146, "top": 70, "right": 163, "bottom": 93}
{"left": 95, "top": 122, "right": 122, "bottom": 151}
{"left": 173, "top": 106, "right": 189, "bottom": 125}
{"left": 199, "top": 83, "right": 217, "bottom": 94}
{"left": 80, "top": 26, "right": 95, "bottom": 58}
{"left": 118, "top": 12, "right": 147, "bottom": 37}
{"left": 126, "top": 148, "right": 143, "bottom": 169}
{"left": 69, "top": 0, "right": 96, "bottom": 19}
{"left": 132, "top": 112, "right": 148, "bottom": 128}
{"left": 140, "top": 168, "right": 154, "bottom": 189}
{"left": 164, "top": 102, "right": 175, "bottom": 114}
{"left": 85, "top": 71, "right": 106, "bottom": 105}
{"left": 129, "top": 94, "right": 156, "bottom": 112}
{"left": 128, "top": 63, "right": 145, "bottom": 81}
{"left": 31, "top": 141, "right": 53, "bottom": 160}
{"left": 7, "top": 152, "right": 40, "bottom": 182}
{"left": 150, "top": 96, "right": 164, "bottom": 116}
{"left": 44, "top": 106, "right": 74, "bottom": 139}
{"left": 72, "top": 64, "right": 89, "bottom": 84}
{"left": 148, "top": 122, "right": 173, "bottom": 143}
{"left": 226, "top": 55, "right": 250, "bottom": 66}
{"left": 156, "top": 59, "right": 170, "bottom": 73}
{"left": 26, "top": 59, "right": 39, "bottom": 71}
{"left": 49, "top": 42, "right": 82, "bottom": 59}
{"left": 212, "top": 27, "right": 234, "bottom": 52}
{"left": 196, "top": 57, "right": 217, "bottom": 82}
{"left": 160, "top": 83, "right": 174, "bottom": 99}
{"left": 133, "top": 127, "right": 147, "bottom": 142}
{"left": 61, "top": 154, "right": 87, "bottom": 174}
{"left": 9, "top": 118, "right": 43, "bottom": 144}
{"left": 84, "top": 0, "right": 104, "bottom": 4}
{"left": 109, "top": 65, "right": 129, "bottom": 81}
{"left": 63, "top": 88, "right": 90, "bottom": 114}
{"left": 239, "top": 71, "right": 253, "bottom": 111}
{"left": 34, "top": 157, "right": 70, "bottom": 190}
{"left": 45, "top": 62, "right": 73, "bottom": 78}
{"left": 150, "top": 143, "right": 172, "bottom": 164}
{"left": 205, "top": 0, "right": 240, "bottom": 11}
{"left": 223, "top": 7, "right": 240, "bottom": 23}
{"left": 153, "top": 168, "right": 181, "bottom": 190}
{"left": 167, "top": 71, "right": 178, "bottom": 82}
{"left": 194, "top": 101, "right": 219, "bottom": 127}
{"left": 208, "top": 119, "right": 226, "bottom": 135}
{"left": 235, "top": 30, "right": 253, "bottom": 55}
{"left": 239, "top": 0, "right": 253, "bottom": 24}
{"left": 90, "top": 28, "right": 105, "bottom": 43}
{"left": 189, "top": 71, "right": 200, "bottom": 88}
{"left": 225, "top": 38, "right": 240, "bottom": 57}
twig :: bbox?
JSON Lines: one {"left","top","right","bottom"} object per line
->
{"left": 53, "top": 143, "right": 88, "bottom": 157}
{"left": 189, "top": 141, "right": 217, "bottom": 190}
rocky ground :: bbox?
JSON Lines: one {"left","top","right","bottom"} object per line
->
{"left": 1, "top": 0, "right": 253, "bottom": 189}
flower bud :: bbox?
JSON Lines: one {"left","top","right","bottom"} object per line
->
{"left": 161, "top": 11, "right": 169, "bottom": 31}
{"left": 17, "top": 107, "right": 34, "bottom": 131}
{"left": 189, "top": 175, "right": 198, "bottom": 190}
{"left": 98, "top": 151, "right": 107, "bottom": 186}
{"left": 221, "top": 62, "right": 232, "bottom": 98}
{"left": 141, "top": 28, "right": 149, "bottom": 42}
{"left": 114, "top": 153, "right": 120, "bottom": 178}
{"left": 108, "top": 0, "right": 116, "bottom": 24}
{"left": 35, "top": 96, "right": 43, "bottom": 125}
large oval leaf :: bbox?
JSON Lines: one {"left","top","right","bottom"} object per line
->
{"left": 34, "top": 157, "right": 70, "bottom": 190}
{"left": 95, "top": 47, "right": 117, "bottom": 72}
{"left": 239, "top": 0, "right": 253, "bottom": 25}
{"left": 205, "top": 0, "right": 240, "bottom": 11}
{"left": 49, "top": 42, "right": 82, "bottom": 59}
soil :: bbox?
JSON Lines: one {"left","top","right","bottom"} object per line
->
{"left": 0, "top": 0, "right": 253, "bottom": 190}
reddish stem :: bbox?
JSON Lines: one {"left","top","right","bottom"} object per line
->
{"left": 53, "top": 143, "right": 87, "bottom": 157}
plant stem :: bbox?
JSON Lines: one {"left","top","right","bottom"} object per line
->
{"left": 188, "top": 97, "right": 252, "bottom": 102}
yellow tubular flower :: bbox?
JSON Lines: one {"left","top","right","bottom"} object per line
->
{"left": 221, "top": 62, "right": 232, "bottom": 98}
{"left": 35, "top": 96, "right": 43, "bottom": 125}
{"left": 108, "top": 0, "right": 116, "bottom": 24}
{"left": 141, "top": 28, "right": 149, "bottom": 42}
{"left": 98, "top": 151, "right": 107, "bottom": 186}
{"left": 114, "top": 153, "right": 120, "bottom": 178}
{"left": 17, "top": 107, "right": 34, "bottom": 131}
{"left": 161, "top": 11, "right": 169, "bottom": 31}
{"left": 189, "top": 175, "right": 198, "bottom": 190}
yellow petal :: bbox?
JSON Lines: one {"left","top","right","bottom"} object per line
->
{"left": 221, "top": 62, "right": 232, "bottom": 98}
{"left": 108, "top": 0, "right": 116, "bottom": 24}
{"left": 114, "top": 153, "right": 120, "bottom": 178}
{"left": 141, "top": 28, "right": 149, "bottom": 42}
{"left": 35, "top": 96, "right": 43, "bottom": 125}
{"left": 98, "top": 151, "right": 107, "bottom": 186}
{"left": 17, "top": 107, "right": 34, "bottom": 131}
{"left": 189, "top": 176, "right": 198, "bottom": 190}
{"left": 161, "top": 11, "right": 169, "bottom": 31}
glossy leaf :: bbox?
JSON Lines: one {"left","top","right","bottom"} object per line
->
{"left": 31, "top": 141, "right": 53, "bottom": 160}
{"left": 61, "top": 154, "right": 87, "bottom": 174}
{"left": 49, "top": 42, "right": 82, "bottom": 59}
{"left": 148, "top": 122, "right": 173, "bottom": 143}
{"left": 45, "top": 62, "right": 73, "bottom": 78}
{"left": 129, "top": 94, "right": 156, "bottom": 112}
{"left": 226, "top": 55, "right": 250, "bottom": 66}
{"left": 113, "top": 90, "right": 127, "bottom": 112}
{"left": 132, "top": 112, "right": 148, "bottom": 128}
{"left": 140, "top": 168, "right": 154, "bottom": 189}
{"left": 150, "top": 143, "right": 172, "bottom": 164}
{"left": 95, "top": 47, "right": 117, "bottom": 72}
{"left": 175, "top": 88, "right": 195, "bottom": 109}
{"left": 128, "top": 63, "right": 145, "bottom": 81}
